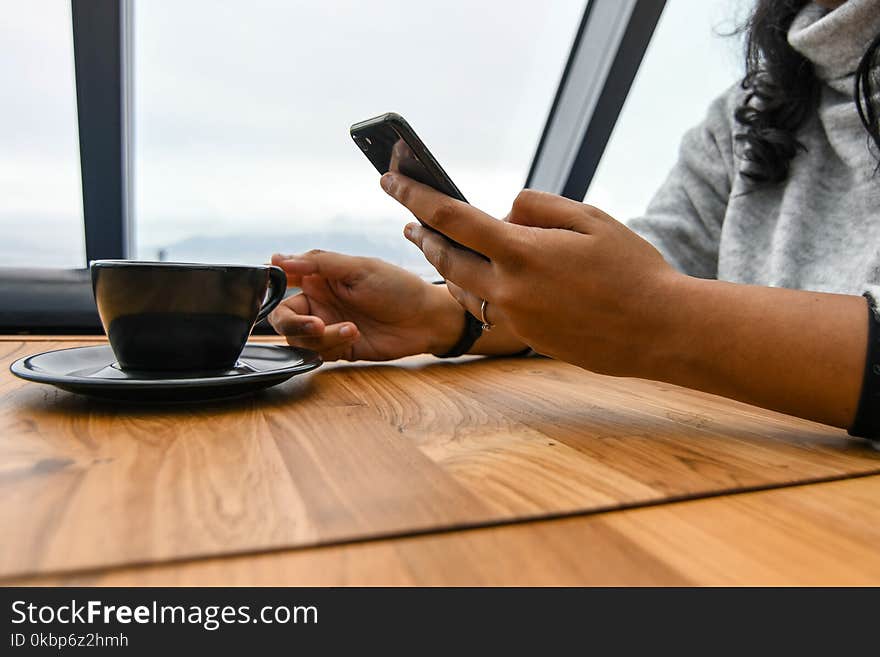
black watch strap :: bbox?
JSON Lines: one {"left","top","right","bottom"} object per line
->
{"left": 435, "top": 311, "right": 484, "bottom": 358}
{"left": 848, "top": 293, "right": 880, "bottom": 443}
{"left": 431, "top": 280, "right": 483, "bottom": 358}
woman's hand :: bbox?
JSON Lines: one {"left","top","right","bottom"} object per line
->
{"left": 267, "top": 251, "right": 467, "bottom": 361}
{"left": 381, "top": 172, "right": 871, "bottom": 431}
{"left": 380, "top": 172, "right": 684, "bottom": 378}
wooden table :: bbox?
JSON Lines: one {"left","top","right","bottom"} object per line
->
{"left": 4, "top": 336, "right": 880, "bottom": 585}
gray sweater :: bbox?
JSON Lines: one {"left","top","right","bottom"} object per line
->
{"left": 628, "top": 0, "right": 880, "bottom": 303}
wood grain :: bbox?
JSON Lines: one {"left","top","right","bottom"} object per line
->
{"left": 15, "top": 475, "right": 880, "bottom": 586}
{"left": 2, "top": 339, "right": 879, "bottom": 580}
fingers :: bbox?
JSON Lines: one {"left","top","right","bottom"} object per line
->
{"left": 316, "top": 340, "right": 357, "bottom": 363}
{"left": 272, "top": 250, "right": 368, "bottom": 285}
{"left": 381, "top": 173, "right": 511, "bottom": 258}
{"left": 270, "top": 301, "right": 359, "bottom": 352}
{"left": 271, "top": 253, "right": 306, "bottom": 286}
{"left": 283, "top": 322, "right": 359, "bottom": 358}
{"left": 404, "top": 223, "right": 496, "bottom": 301}
{"left": 267, "top": 296, "right": 325, "bottom": 337}
{"left": 267, "top": 291, "right": 359, "bottom": 360}
{"left": 446, "top": 281, "right": 486, "bottom": 323}
{"left": 506, "top": 189, "right": 600, "bottom": 234}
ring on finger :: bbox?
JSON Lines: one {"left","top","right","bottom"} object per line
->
{"left": 480, "top": 298, "right": 495, "bottom": 332}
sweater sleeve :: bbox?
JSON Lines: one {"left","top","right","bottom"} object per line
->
{"left": 626, "top": 85, "right": 740, "bottom": 279}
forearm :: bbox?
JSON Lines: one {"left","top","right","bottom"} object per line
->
{"left": 646, "top": 276, "right": 868, "bottom": 428}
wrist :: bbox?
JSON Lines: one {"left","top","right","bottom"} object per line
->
{"left": 423, "top": 282, "right": 466, "bottom": 356}
{"left": 635, "top": 271, "right": 704, "bottom": 383}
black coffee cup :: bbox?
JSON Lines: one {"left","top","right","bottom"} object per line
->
{"left": 91, "top": 260, "right": 287, "bottom": 372}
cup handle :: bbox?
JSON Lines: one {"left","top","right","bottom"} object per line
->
{"left": 256, "top": 266, "right": 287, "bottom": 323}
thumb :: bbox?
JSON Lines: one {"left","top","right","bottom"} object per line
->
{"left": 505, "top": 189, "right": 599, "bottom": 234}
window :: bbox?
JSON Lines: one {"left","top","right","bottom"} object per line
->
{"left": 0, "top": 0, "right": 85, "bottom": 268}
{"left": 133, "top": 0, "right": 585, "bottom": 276}
{"left": 585, "top": 0, "right": 744, "bottom": 222}
{"left": 1, "top": 0, "right": 672, "bottom": 331}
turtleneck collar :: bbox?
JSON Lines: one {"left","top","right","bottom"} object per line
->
{"left": 788, "top": 0, "right": 880, "bottom": 82}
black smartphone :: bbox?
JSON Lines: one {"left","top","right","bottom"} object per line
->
{"left": 350, "top": 112, "right": 482, "bottom": 256}
{"left": 350, "top": 112, "right": 467, "bottom": 201}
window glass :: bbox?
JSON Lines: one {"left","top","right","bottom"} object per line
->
{"left": 0, "top": 0, "right": 85, "bottom": 268}
{"left": 134, "top": 0, "right": 585, "bottom": 276}
{"left": 586, "top": 0, "right": 745, "bottom": 222}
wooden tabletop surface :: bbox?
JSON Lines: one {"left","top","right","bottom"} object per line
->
{"left": 4, "top": 336, "right": 880, "bottom": 585}
{"left": 14, "top": 474, "right": 880, "bottom": 586}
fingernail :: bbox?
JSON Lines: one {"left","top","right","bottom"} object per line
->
{"left": 302, "top": 322, "right": 318, "bottom": 334}
{"left": 339, "top": 325, "right": 354, "bottom": 338}
{"left": 380, "top": 173, "right": 394, "bottom": 193}
{"left": 404, "top": 224, "right": 414, "bottom": 240}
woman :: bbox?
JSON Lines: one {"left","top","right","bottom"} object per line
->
{"left": 269, "top": 0, "right": 880, "bottom": 436}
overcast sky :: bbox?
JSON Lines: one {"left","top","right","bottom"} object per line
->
{"left": 0, "top": 0, "right": 744, "bottom": 268}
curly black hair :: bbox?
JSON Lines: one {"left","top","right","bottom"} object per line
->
{"left": 734, "top": 0, "right": 880, "bottom": 185}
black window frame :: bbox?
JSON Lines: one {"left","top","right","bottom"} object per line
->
{"left": 0, "top": 0, "right": 131, "bottom": 334}
{"left": 0, "top": 0, "right": 665, "bottom": 334}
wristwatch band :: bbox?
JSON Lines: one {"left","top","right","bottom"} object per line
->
{"left": 430, "top": 280, "right": 483, "bottom": 358}
{"left": 429, "top": 281, "right": 535, "bottom": 359}
{"left": 434, "top": 310, "right": 484, "bottom": 358}
{"left": 848, "top": 293, "right": 880, "bottom": 443}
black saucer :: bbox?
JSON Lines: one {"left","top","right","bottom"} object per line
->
{"left": 10, "top": 343, "right": 322, "bottom": 402}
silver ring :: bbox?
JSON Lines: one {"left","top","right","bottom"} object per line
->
{"left": 480, "top": 299, "right": 494, "bottom": 331}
